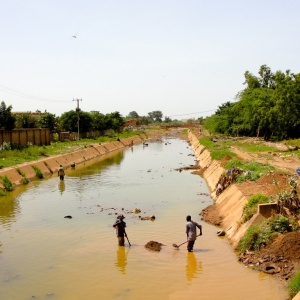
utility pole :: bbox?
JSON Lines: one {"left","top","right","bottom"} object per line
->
{"left": 73, "top": 98, "right": 82, "bottom": 140}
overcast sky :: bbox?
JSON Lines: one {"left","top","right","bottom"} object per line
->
{"left": 1, "top": 0, "right": 299, "bottom": 119}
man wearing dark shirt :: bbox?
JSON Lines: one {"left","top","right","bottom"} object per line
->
{"left": 113, "top": 214, "right": 127, "bottom": 246}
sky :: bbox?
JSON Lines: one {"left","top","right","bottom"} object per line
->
{"left": 1, "top": 0, "right": 300, "bottom": 120}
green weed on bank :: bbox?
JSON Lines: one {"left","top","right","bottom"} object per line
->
{"left": 288, "top": 270, "right": 300, "bottom": 298}
{"left": 199, "top": 137, "right": 237, "bottom": 160}
{"left": 0, "top": 130, "right": 146, "bottom": 169}
{"left": 238, "top": 216, "right": 298, "bottom": 253}
{"left": 225, "top": 159, "right": 274, "bottom": 182}
{"left": 241, "top": 194, "right": 270, "bottom": 223}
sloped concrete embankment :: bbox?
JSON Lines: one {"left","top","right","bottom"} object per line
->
{"left": 188, "top": 131, "right": 252, "bottom": 249}
{"left": 0, "top": 135, "right": 144, "bottom": 191}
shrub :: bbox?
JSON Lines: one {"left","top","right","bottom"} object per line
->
{"left": 0, "top": 142, "right": 11, "bottom": 151}
{"left": 288, "top": 270, "right": 300, "bottom": 298}
{"left": 238, "top": 215, "right": 294, "bottom": 253}
{"left": 0, "top": 189, "right": 6, "bottom": 196}
{"left": 21, "top": 177, "right": 29, "bottom": 184}
{"left": 267, "top": 215, "right": 290, "bottom": 233}
{"left": 32, "top": 166, "right": 44, "bottom": 179}
{"left": 241, "top": 194, "right": 270, "bottom": 223}
{"left": 1, "top": 175, "right": 13, "bottom": 191}
{"left": 238, "top": 225, "right": 261, "bottom": 253}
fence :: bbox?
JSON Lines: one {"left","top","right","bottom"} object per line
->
{"left": 0, "top": 129, "right": 51, "bottom": 147}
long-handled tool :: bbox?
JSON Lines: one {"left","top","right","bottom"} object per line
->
{"left": 172, "top": 234, "right": 201, "bottom": 249}
{"left": 125, "top": 234, "right": 131, "bottom": 247}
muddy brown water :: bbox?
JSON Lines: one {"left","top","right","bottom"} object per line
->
{"left": 0, "top": 133, "right": 288, "bottom": 299}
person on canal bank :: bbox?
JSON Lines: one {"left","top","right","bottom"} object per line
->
{"left": 186, "top": 215, "right": 202, "bottom": 252}
{"left": 113, "top": 214, "right": 127, "bottom": 246}
{"left": 58, "top": 165, "right": 65, "bottom": 180}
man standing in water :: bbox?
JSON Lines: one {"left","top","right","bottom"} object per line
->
{"left": 58, "top": 165, "right": 65, "bottom": 180}
{"left": 186, "top": 215, "right": 202, "bottom": 252}
{"left": 113, "top": 214, "right": 127, "bottom": 246}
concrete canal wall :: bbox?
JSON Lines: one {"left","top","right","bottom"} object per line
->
{"left": 0, "top": 135, "right": 145, "bottom": 190}
{"left": 188, "top": 130, "right": 259, "bottom": 249}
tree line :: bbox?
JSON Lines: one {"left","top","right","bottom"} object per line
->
{"left": 0, "top": 104, "right": 183, "bottom": 133}
{"left": 204, "top": 65, "right": 300, "bottom": 140}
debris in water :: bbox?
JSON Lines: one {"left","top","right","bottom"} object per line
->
{"left": 145, "top": 241, "right": 164, "bottom": 252}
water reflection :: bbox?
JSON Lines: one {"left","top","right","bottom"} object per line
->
{"left": 115, "top": 246, "right": 128, "bottom": 274}
{"left": 186, "top": 252, "right": 202, "bottom": 282}
{"left": 58, "top": 180, "right": 65, "bottom": 195}
{"left": 0, "top": 193, "right": 21, "bottom": 227}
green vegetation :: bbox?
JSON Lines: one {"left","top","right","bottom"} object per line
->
{"left": 0, "top": 175, "right": 13, "bottom": 191}
{"left": 16, "top": 168, "right": 29, "bottom": 185}
{"left": 32, "top": 166, "right": 44, "bottom": 179}
{"left": 199, "top": 137, "right": 236, "bottom": 160}
{"left": 204, "top": 65, "right": 300, "bottom": 141}
{"left": 288, "top": 270, "right": 300, "bottom": 298}
{"left": 238, "top": 216, "right": 297, "bottom": 253}
{"left": 225, "top": 160, "right": 274, "bottom": 182}
{"left": 241, "top": 194, "right": 270, "bottom": 223}
{"left": 229, "top": 141, "right": 278, "bottom": 153}
{"left": 0, "top": 130, "right": 146, "bottom": 169}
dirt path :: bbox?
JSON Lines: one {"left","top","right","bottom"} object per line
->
{"left": 231, "top": 146, "right": 300, "bottom": 174}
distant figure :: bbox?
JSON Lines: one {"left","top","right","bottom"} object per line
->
{"left": 117, "top": 138, "right": 121, "bottom": 142}
{"left": 58, "top": 165, "right": 65, "bottom": 180}
{"left": 70, "top": 162, "right": 76, "bottom": 168}
{"left": 296, "top": 168, "right": 300, "bottom": 176}
{"left": 113, "top": 214, "right": 127, "bottom": 246}
{"left": 186, "top": 215, "right": 202, "bottom": 252}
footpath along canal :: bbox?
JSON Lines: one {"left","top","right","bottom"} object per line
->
{"left": 0, "top": 132, "right": 288, "bottom": 299}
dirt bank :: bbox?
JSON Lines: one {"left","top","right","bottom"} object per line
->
{"left": 188, "top": 129, "right": 300, "bottom": 286}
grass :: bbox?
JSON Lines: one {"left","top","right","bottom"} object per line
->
{"left": 225, "top": 159, "right": 274, "bottom": 182}
{"left": 0, "top": 175, "right": 13, "bottom": 191}
{"left": 241, "top": 194, "right": 270, "bottom": 223}
{"left": 199, "top": 137, "right": 237, "bottom": 160}
{"left": 32, "top": 166, "right": 44, "bottom": 179}
{"left": 199, "top": 136, "right": 280, "bottom": 163}
{"left": 237, "top": 215, "right": 295, "bottom": 253}
{"left": 0, "top": 130, "right": 147, "bottom": 169}
{"left": 230, "top": 141, "right": 278, "bottom": 152}
{"left": 288, "top": 270, "right": 300, "bottom": 298}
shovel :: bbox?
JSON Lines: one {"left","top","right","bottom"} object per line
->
{"left": 125, "top": 234, "right": 131, "bottom": 247}
{"left": 172, "top": 234, "right": 201, "bottom": 249}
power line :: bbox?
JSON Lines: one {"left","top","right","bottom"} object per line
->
{"left": 167, "top": 109, "right": 216, "bottom": 118}
{"left": 0, "top": 83, "right": 70, "bottom": 103}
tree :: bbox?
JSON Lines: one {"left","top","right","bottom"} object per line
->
{"left": 0, "top": 101, "right": 15, "bottom": 130}
{"left": 38, "top": 113, "right": 57, "bottom": 132}
{"left": 127, "top": 111, "right": 139, "bottom": 118}
{"left": 59, "top": 110, "right": 93, "bottom": 132}
{"left": 148, "top": 111, "right": 163, "bottom": 122}
{"left": 137, "top": 116, "right": 151, "bottom": 125}
{"left": 90, "top": 111, "right": 107, "bottom": 131}
{"left": 15, "top": 113, "right": 37, "bottom": 128}
{"left": 105, "top": 111, "right": 125, "bottom": 132}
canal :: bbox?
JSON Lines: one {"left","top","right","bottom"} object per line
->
{"left": 0, "top": 132, "right": 287, "bottom": 299}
